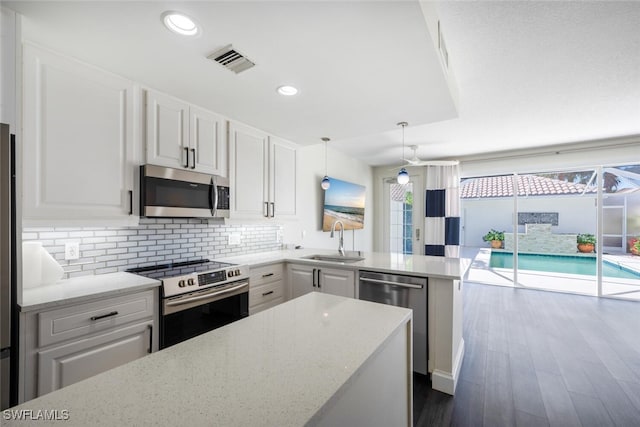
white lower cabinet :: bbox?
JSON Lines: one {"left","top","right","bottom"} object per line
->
{"left": 287, "top": 263, "right": 356, "bottom": 299}
{"left": 21, "top": 288, "right": 159, "bottom": 401}
{"left": 249, "top": 263, "right": 285, "bottom": 314}
{"left": 37, "top": 321, "right": 153, "bottom": 396}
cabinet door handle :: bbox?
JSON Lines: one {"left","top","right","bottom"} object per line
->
{"left": 317, "top": 269, "right": 321, "bottom": 289}
{"left": 147, "top": 324, "right": 153, "bottom": 354}
{"left": 184, "top": 147, "right": 189, "bottom": 168}
{"left": 262, "top": 273, "right": 274, "bottom": 278}
{"left": 190, "top": 148, "right": 196, "bottom": 169}
{"left": 262, "top": 290, "right": 274, "bottom": 296}
{"left": 312, "top": 269, "right": 316, "bottom": 287}
{"left": 128, "top": 190, "right": 133, "bottom": 215}
{"left": 264, "top": 202, "right": 269, "bottom": 217}
{"left": 269, "top": 202, "right": 275, "bottom": 217}
{"left": 90, "top": 311, "right": 118, "bottom": 321}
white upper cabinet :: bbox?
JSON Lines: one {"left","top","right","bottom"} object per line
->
{"left": 228, "top": 121, "right": 269, "bottom": 218}
{"left": 145, "top": 90, "right": 189, "bottom": 169}
{"left": 22, "top": 43, "right": 138, "bottom": 225}
{"left": 228, "top": 121, "right": 297, "bottom": 220}
{"left": 269, "top": 136, "right": 297, "bottom": 219}
{"left": 145, "top": 90, "right": 226, "bottom": 177}
{"left": 190, "top": 106, "right": 227, "bottom": 177}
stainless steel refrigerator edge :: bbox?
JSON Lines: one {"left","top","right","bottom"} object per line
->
{"left": 0, "top": 123, "right": 17, "bottom": 409}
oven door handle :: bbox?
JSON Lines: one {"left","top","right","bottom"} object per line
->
{"left": 359, "top": 277, "right": 424, "bottom": 289}
{"left": 165, "top": 282, "right": 248, "bottom": 307}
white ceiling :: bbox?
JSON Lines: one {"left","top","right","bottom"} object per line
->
{"left": 6, "top": 1, "right": 640, "bottom": 167}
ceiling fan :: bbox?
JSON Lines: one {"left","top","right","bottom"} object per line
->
{"left": 390, "top": 122, "right": 459, "bottom": 183}
{"left": 403, "top": 145, "right": 459, "bottom": 167}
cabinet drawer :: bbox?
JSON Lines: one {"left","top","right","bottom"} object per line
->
{"left": 38, "top": 290, "right": 155, "bottom": 348}
{"left": 249, "top": 280, "right": 284, "bottom": 308}
{"left": 37, "top": 321, "right": 153, "bottom": 396}
{"left": 250, "top": 263, "right": 284, "bottom": 287}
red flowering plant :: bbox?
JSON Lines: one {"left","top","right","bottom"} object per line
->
{"left": 630, "top": 237, "right": 640, "bottom": 255}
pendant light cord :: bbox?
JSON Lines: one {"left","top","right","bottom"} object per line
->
{"left": 402, "top": 124, "right": 405, "bottom": 161}
{"left": 397, "top": 121, "right": 408, "bottom": 163}
{"left": 322, "top": 137, "right": 330, "bottom": 176}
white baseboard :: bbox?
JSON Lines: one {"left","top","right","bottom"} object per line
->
{"left": 431, "top": 338, "right": 465, "bottom": 395}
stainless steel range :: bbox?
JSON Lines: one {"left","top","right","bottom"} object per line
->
{"left": 127, "top": 259, "right": 249, "bottom": 349}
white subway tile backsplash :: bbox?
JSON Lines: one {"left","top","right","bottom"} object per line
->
{"left": 82, "top": 237, "right": 107, "bottom": 244}
{"left": 96, "top": 267, "right": 118, "bottom": 274}
{"left": 39, "top": 231, "right": 69, "bottom": 239}
{"left": 23, "top": 218, "right": 282, "bottom": 279}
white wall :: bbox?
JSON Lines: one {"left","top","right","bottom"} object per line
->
{"left": 283, "top": 144, "right": 373, "bottom": 252}
{"left": 462, "top": 196, "right": 597, "bottom": 247}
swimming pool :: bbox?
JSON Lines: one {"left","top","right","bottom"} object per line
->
{"left": 489, "top": 252, "right": 640, "bottom": 280}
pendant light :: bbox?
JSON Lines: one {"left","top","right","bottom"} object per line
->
{"left": 397, "top": 122, "right": 410, "bottom": 185}
{"left": 321, "top": 137, "right": 331, "bottom": 190}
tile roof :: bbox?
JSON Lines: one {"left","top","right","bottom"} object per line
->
{"left": 461, "top": 175, "right": 597, "bottom": 199}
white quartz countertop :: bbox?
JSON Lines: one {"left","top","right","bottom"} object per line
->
{"left": 220, "top": 248, "right": 470, "bottom": 280}
{"left": 6, "top": 292, "right": 412, "bottom": 427}
{"left": 19, "top": 272, "right": 161, "bottom": 312}
{"left": 18, "top": 249, "right": 468, "bottom": 312}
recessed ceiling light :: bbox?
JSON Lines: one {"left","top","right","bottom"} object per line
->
{"left": 277, "top": 85, "right": 298, "bottom": 96}
{"left": 162, "top": 11, "right": 199, "bottom": 36}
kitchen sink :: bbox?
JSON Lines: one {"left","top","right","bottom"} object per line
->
{"left": 302, "top": 254, "right": 365, "bottom": 263}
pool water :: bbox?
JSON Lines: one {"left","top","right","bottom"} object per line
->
{"left": 490, "top": 252, "right": 640, "bottom": 280}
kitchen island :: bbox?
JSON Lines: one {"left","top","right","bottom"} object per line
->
{"left": 5, "top": 293, "right": 413, "bottom": 426}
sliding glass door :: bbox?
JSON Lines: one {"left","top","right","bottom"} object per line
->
{"left": 515, "top": 170, "right": 597, "bottom": 296}
{"left": 460, "top": 175, "right": 514, "bottom": 286}
{"left": 461, "top": 165, "right": 640, "bottom": 301}
{"left": 601, "top": 164, "right": 640, "bottom": 300}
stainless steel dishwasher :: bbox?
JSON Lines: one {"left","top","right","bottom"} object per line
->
{"left": 358, "top": 271, "right": 428, "bottom": 374}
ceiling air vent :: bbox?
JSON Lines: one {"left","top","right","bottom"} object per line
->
{"left": 207, "top": 45, "right": 255, "bottom": 74}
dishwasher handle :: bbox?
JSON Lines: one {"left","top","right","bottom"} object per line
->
{"left": 359, "top": 277, "right": 424, "bottom": 289}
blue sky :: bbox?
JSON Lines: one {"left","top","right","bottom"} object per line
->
{"left": 324, "top": 177, "right": 366, "bottom": 208}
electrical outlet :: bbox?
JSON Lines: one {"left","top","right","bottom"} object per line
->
{"left": 228, "top": 233, "right": 241, "bottom": 246}
{"left": 65, "top": 242, "right": 80, "bottom": 260}
{"left": 276, "top": 230, "right": 283, "bottom": 244}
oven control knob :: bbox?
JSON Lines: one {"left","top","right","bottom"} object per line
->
{"left": 228, "top": 270, "right": 234, "bottom": 277}
{"left": 178, "top": 280, "right": 186, "bottom": 288}
{"left": 187, "top": 278, "right": 195, "bottom": 286}
{"left": 235, "top": 269, "right": 241, "bottom": 276}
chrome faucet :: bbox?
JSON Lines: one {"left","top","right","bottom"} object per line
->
{"left": 330, "top": 220, "right": 345, "bottom": 256}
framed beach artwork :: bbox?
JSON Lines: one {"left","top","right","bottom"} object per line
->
{"left": 322, "top": 177, "right": 366, "bottom": 231}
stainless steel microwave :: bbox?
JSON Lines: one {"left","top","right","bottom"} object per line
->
{"left": 140, "top": 165, "right": 230, "bottom": 218}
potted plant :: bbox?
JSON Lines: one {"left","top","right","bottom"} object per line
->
{"left": 577, "top": 233, "right": 596, "bottom": 253}
{"left": 482, "top": 229, "right": 505, "bottom": 249}
{"left": 629, "top": 237, "right": 640, "bottom": 255}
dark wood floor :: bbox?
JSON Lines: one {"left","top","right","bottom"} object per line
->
{"left": 413, "top": 282, "right": 640, "bottom": 427}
